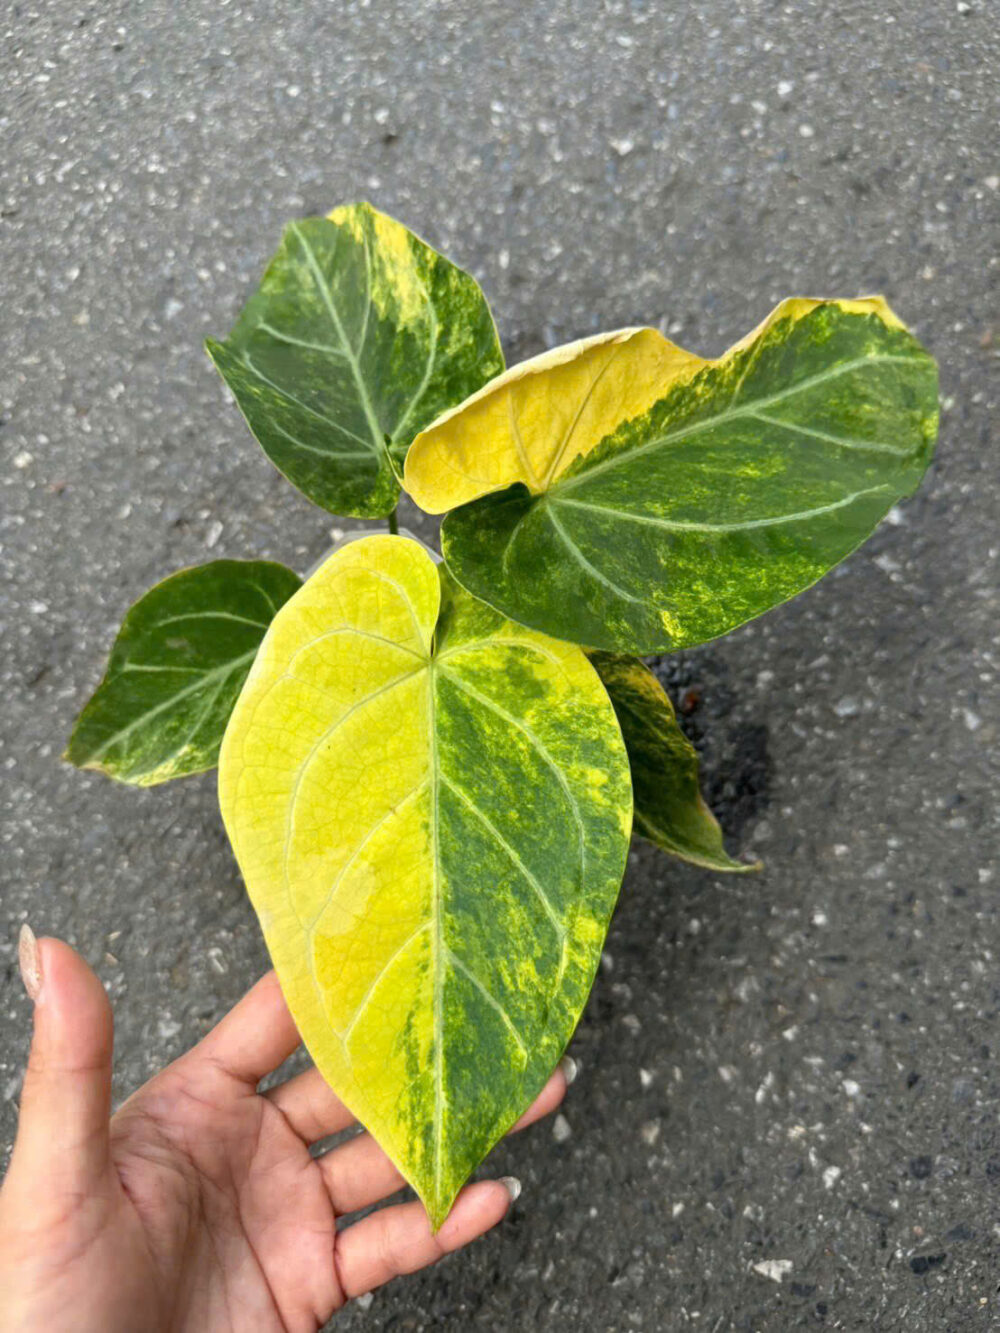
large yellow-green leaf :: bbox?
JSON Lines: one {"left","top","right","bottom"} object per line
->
{"left": 207, "top": 203, "right": 504, "bottom": 518}
{"left": 218, "top": 535, "right": 631, "bottom": 1227}
{"left": 589, "top": 652, "right": 758, "bottom": 873}
{"left": 66, "top": 560, "right": 301, "bottom": 786}
{"left": 405, "top": 299, "right": 939, "bottom": 652}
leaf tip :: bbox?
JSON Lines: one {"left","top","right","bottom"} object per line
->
{"left": 732, "top": 854, "right": 764, "bottom": 875}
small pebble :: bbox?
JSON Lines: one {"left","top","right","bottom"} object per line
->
{"left": 752, "top": 1259, "right": 793, "bottom": 1282}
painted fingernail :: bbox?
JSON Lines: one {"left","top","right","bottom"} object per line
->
{"left": 559, "top": 1054, "right": 579, "bottom": 1086}
{"left": 18, "top": 923, "right": 41, "bottom": 1002}
{"left": 499, "top": 1175, "right": 522, "bottom": 1203}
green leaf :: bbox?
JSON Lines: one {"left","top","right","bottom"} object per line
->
{"left": 589, "top": 652, "right": 758, "bottom": 873}
{"left": 66, "top": 560, "right": 301, "bottom": 786}
{"left": 207, "top": 202, "right": 505, "bottom": 518}
{"left": 218, "top": 535, "right": 631, "bottom": 1228}
{"left": 410, "top": 299, "right": 938, "bottom": 652}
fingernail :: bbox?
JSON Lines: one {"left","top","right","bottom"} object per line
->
{"left": 18, "top": 923, "right": 42, "bottom": 1002}
{"left": 559, "top": 1054, "right": 579, "bottom": 1086}
{"left": 499, "top": 1175, "right": 522, "bottom": 1203}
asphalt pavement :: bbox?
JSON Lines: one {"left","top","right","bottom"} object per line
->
{"left": 2, "top": 2, "right": 999, "bottom": 1327}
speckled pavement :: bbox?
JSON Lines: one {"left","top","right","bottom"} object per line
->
{"left": 3, "top": 2, "right": 998, "bottom": 1328}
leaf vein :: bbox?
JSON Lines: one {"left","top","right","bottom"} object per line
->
{"left": 241, "top": 352, "right": 374, "bottom": 451}
{"left": 256, "top": 322, "right": 348, "bottom": 356}
{"left": 444, "top": 946, "right": 527, "bottom": 1060}
{"left": 748, "top": 411, "right": 912, "bottom": 457}
{"left": 84, "top": 650, "right": 257, "bottom": 763}
{"left": 440, "top": 772, "right": 567, "bottom": 948}
{"left": 152, "top": 610, "right": 271, "bottom": 631}
{"left": 309, "top": 780, "right": 430, "bottom": 931}
{"left": 341, "top": 922, "right": 433, "bottom": 1044}
{"left": 553, "top": 486, "right": 893, "bottom": 535}
{"left": 554, "top": 353, "right": 917, "bottom": 495}
{"left": 545, "top": 503, "right": 649, "bottom": 605}
{"left": 289, "top": 221, "right": 387, "bottom": 462}
{"left": 437, "top": 666, "right": 587, "bottom": 888}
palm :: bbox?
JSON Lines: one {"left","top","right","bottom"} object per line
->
{"left": 1, "top": 945, "right": 565, "bottom": 1333}
{"left": 112, "top": 1058, "right": 339, "bottom": 1330}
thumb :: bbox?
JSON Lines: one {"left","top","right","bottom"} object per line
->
{"left": 6, "top": 925, "right": 114, "bottom": 1198}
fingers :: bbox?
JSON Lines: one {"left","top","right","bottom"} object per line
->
{"left": 6, "top": 928, "right": 114, "bottom": 1201}
{"left": 264, "top": 1066, "right": 355, "bottom": 1141}
{"left": 320, "top": 1130, "right": 406, "bottom": 1214}
{"left": 321, "top": 1063, "right": 570, "bottom": 1215}
{"left": 334, "top": 1180, "right": 519, "bottom": 1301}
{"left": 190, "top": 970, "right": 301, "bottom": 1085}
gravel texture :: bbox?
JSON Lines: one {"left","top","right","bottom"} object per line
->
{"left": 2, "top": 1, "right": 999, "bottom": 1328}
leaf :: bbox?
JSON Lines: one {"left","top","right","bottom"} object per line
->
{"left": 207, "top": 202, "right": 505, "bottom": 518}
{"left": 218, "top": 535, "right": 631, "bottom": 1227}
{"left": 589, "top": 652, "right": 759, "bottom": 873}
{"left": 406, "top": 299, "right": 939, "bottom": 652}
{"left": 66, "top": 560, "right": 301, "bottom": 786}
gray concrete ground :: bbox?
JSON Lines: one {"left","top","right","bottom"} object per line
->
{"left": 3, "top": 1, "right": 999, "bottom": 1327}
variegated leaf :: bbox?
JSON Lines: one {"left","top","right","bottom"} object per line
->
{"left": 406, "top": 299, "right": 939, "bottom": 652}
{"left": 66, "top": 560, "right": 301, "bottom": 785}
{"left": 589, "top": 652, "right": 758, "bottom": 873}
{"left": 208, "top": 202, "right": 504, "bottom": 518}
{"left": 218, "top": 536, "right": 631, "bottom": 1227}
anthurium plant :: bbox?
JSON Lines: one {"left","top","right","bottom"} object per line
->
{"left": 67, "top": 203, "right": 939, "bottom": 1227}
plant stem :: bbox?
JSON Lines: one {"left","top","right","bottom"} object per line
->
{"left": 387, "top": 508, "right": 399, "bottom": 536}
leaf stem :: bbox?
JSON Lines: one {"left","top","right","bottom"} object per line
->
{"left": 387, "top": 508, "right": 399, "bottom": 536}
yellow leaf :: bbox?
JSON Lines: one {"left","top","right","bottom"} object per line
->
{"left": 407, "top": 297, "right": 936, "bottom": 654}
{"left": 218, "top": 535, "right": 631, "bottom": 1227}
{"left": 403, "top": 296, "right": 905, "bottom": 515}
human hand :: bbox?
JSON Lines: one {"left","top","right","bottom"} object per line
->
{"left": 0, "top": 927, "right": 571, "bottom": 1331}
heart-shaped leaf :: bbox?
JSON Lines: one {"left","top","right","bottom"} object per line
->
{"left": 406, "top": 299, "right": 938, "bottom": 652}
{"left": 207, "top": 203, "right": 504, "bottom": 518}
{"left": 66, "top": 560, "right": 301, "bottom": 786}
{"left": 589, "top": 652, "right": 758, "bottom": 873}
{"left": 218, "top": 535, "right": 631, "bottom": 1227}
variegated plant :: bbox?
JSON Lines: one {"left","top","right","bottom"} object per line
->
{"left": 67, "top": 203, "right": 939, "bottom": 1227}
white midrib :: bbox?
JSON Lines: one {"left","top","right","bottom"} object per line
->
{"left": 291, "top": 222, "right": 389, "bottom": 468}
{"left": 85, "top": 649, "right": 257, "bottom": 764}
{"left": 427, "top": 658, "right": 446, "bottom": 1201}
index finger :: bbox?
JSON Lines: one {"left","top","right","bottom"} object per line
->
{"left": 190, "top": 970, "right": 301, "bottom": 1085}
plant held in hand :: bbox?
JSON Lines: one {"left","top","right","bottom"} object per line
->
{"left": 67, "top": 203, "right": 939, "bottom": 1227}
